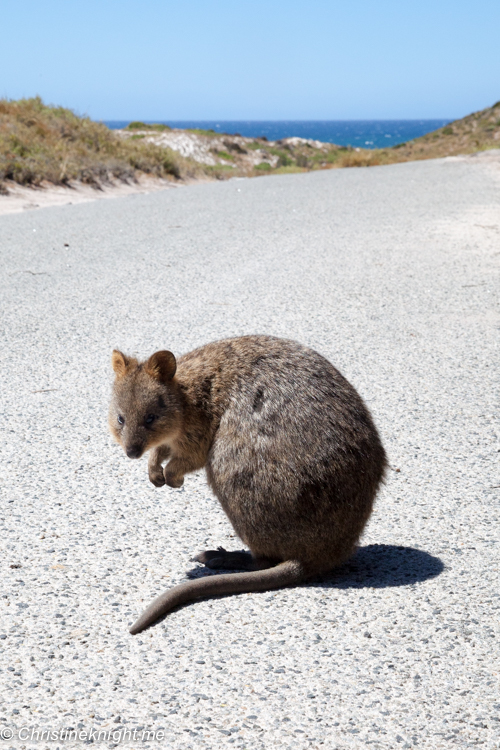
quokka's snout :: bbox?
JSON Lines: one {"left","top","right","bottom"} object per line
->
{"left": 125, "top": 444, "right": 143, "bottom": 459}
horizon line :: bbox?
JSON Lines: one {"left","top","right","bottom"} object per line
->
{"left": 101, "top": 117, "right": 452, "bottom": 122}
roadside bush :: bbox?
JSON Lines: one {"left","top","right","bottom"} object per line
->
{"left": 0, "top": 97, "right": 183, "bottom": 190}
{"left": 125, "top": 122, "right": 171, "bottom": 131}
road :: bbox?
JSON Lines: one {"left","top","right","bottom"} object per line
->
{"left": 1, "top": 154, "right": 499, "bottom": 749}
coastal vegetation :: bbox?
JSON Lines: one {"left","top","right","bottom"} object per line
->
{"left": 0, "top": 96, "right": 499, "bottom": 194}
{"left": 0, "top": 97, "right": 201, "bottom": 193}
{"left": 125, "top": 121, "right": 171, "bottom": 131}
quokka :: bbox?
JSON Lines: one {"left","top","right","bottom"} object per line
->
{"left": 109, "top": 335, "right": 386, "bottom": 634}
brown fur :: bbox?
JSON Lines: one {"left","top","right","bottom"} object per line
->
{"left": 109, "top": 335, "right": 387, "bottom": 634}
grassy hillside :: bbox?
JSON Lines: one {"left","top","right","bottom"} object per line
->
{"left": 1, "top": 97, "right": 499, "bottom": 194}
{"left": 0, "top": 97, "right": 203, "bottom": 193}
{"left": 320, "top": 100, "right": 500, "bottom": 169}
{"left": 382, "top": 100, "right": 500, "bottom": 161}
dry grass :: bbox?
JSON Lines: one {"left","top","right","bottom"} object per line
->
{"left": 0, "top": 97, "right": 203, "bottom": 192}
{"left": 363, "top": 101, "right": 500, "bottom": 165}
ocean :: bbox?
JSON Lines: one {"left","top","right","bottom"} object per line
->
{"left": 104, "top": 119, "right": 450, "bottom": 149}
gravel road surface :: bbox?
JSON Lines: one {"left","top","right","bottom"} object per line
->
{"left": 1, "top": 156, "right": 499, "bottom": 749}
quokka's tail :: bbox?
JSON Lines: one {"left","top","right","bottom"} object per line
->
{"left": 129, "top": 560, "right": 305, "bottom": 634}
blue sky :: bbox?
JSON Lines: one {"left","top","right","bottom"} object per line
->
{"left": 1, "top": 0, "right": 499, "bottom": 121}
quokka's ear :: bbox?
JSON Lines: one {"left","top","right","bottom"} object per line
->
{"left": 111, "top": 350, "right": 132, "bottom": 377}
{"left": 145, "top": 350, "right": 177, "bottom": 382}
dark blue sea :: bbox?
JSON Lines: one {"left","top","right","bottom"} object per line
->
{"left": 104, "top": 120, "right": 450, "bottom": 149}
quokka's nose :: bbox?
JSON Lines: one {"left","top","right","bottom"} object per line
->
{"left": 126, "top": 445, "right": 142, "bottom": 459}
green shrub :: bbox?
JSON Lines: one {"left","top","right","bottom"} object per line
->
{"left": 125, "top": 122, "right": 171, "bottom": 131}
{"left": 267, "top": 147, "right": 293, "bottom": 166}
{"left": 187, "top": 128, "right": 217, "bottom": 136}
{"left": 325, "top": 151, "right": 340, "bottom": 163}
{"left": 215, "top": 150, "right": 234, "bottom": 161}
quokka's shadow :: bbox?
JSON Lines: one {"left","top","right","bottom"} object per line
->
{"left": 186, "top": 544, "right": 444, "bottom": 589}
{"left": 313, "top": 544, "right": 444, "bottom": 589}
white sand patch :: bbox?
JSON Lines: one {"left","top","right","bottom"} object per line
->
{"left": 445, "top": 148, "right": 500, "bottom": 180}
{"left": 0, "top": 175, "right": 177, "bottom": 216}
{"left": 451, "top": 148, "right": 500, "bottom": 162}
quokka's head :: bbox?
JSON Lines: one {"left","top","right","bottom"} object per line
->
{"left": 109, "top": 350, "right": 182, "bottom": 459}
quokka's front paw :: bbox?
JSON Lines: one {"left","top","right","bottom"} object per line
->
{"left": 148, "top": 469, "right": 166, "bottom": 487}
{"left": 164, "top": 470, "right": 184, "bottom": 488}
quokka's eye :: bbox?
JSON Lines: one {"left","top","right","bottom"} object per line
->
{"left": 117, "top": 415, "right": 125, "bottom": 425}
{"left": 145, "top": 414, "right": 156, "bottom": 425}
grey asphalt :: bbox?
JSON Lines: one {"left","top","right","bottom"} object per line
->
{"left": 0, "top": 156, "right": 499, "bottom": 750}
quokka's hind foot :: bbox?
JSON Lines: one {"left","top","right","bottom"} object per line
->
{"left": 193, "top": 548, "right": 255, "bottom": 570}
{"left": 191, "top": 546, "right": 228, "bottom": 565}
{"left": 193, "top": 548, "right": 278, "bottom": 571}
{"left": 193, "top": 548, "right": 254, "bottom": 569}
